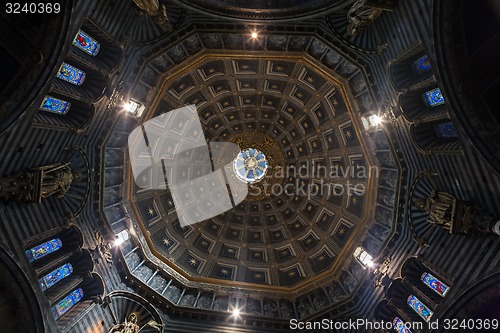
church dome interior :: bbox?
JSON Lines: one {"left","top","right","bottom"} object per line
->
{"left": 0, "top": 0, "right": 499, "bottom": 332}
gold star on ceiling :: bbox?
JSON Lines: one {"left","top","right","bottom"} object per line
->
{"left": 147, "top": 207, "right": 156, "bottom": 216}
{"left": 227, "top": 248, "right": 235, "bottom": 254}
{"left": 162, "top": 238, "right": 171, "bottom": 246}
{"left": 332, "top": 99, "right": 339, "bottom": 106}
{"left": 207, "top": 67, "right": 215, "bottom": 74}
{"left": 306, "top": 76, "right": 314, "bottom": 83}
{"left": 189, "top": 258, "right": 198, "bottom": 266}
{"left": 351, "top": 196, "right": 358, "bottom": 204}
{"left": 254, "top": 273, "right": 263, "bottom": 279}
{"left": 288, "top": 271, "right": 296, "bottom": 277}
{"left": 220, "top": 268, "right": 230, "bottom": 276}
{"left": 318, "top": 255, "right": 326, "bottom": 261}
{"left": 345, "top": 130, "right": 352, "bottom": 138}
{"left": 241, "top": 64, "right": 249, "bottom": 70}
{"left": 339, "top": 228, "right": 346, "bottom": 235}
{"left": 253, "top": 252, "right": 261, "bottom": 258}
{"left": 141, "top": 175, "right": 148, "bottom": 184}
{"left": 275, "top": 65, "right": 284, "bottom": 71}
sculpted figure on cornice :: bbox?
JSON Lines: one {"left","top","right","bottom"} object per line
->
{"left": 263, "top": 300, "right": 279, "bottom": 317}
{"left": 347, "top": 0, "right": 395, "bottom": 36}
{"left": 108, "top": 313, "right": 140, "bottom": 333}
{"left": 0, "top": 162, "right": 80, "bottom": 202}
{"left": 416, "top": 190, "right": 500, "bottom": 236}
{"left": 132, "top": 0, "right": 172, "bottom": 31}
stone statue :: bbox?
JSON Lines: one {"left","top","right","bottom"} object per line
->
{"left": 327, "top": 283, "right": 345, "bottom": 303}
{"left": 263, "top": 300, "right": 279, "bottom": 317}
{"left": 311, "top": 291, "right": 327, "bottom": 310}
{"left": 0, "top": 170, "right": 33, "bottom": 201}
{"left": 39, "top": 163, "right": 81, "bottom": 199}
{"left": 297, "top": 299, "right": 313, "bottom": 318}
{"left": 90, "top": 229, "right": 113, "bottom": 264}
{"left": 347, "top": 0, "right": 395, "bottom": 36}
{"left": 279, "top": 302, "right": 294, "bottom": 318}
{"left": 109, "top": 313, "right": 140, "bottom": 333}
{"left": 109, "top": 313, "right": 161, "bottom": 333}
{"left": 246, "top": 298, "right": 261, "bottom": 315}
{"left": 416, "top": 190, "right": 500, "bottom": 236}
{"left": 132, "top": 0, "right": 172, "bottom": 31}
{"left": 0, "top": 162, "right": 81, "bottom": 203}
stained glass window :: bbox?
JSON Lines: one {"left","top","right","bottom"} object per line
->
{"left": 412, "top": 55, "right": 431, "bottom": 74}
{"left": 51, "top": 288, "right": 84, "bottom": 320}
{"left": 56, "top": 62, "right": 86, "bottom": 86}
{"left": 72, "top": 30, "right": 100, "bottom": 56}
{"left": 422, "top": 88, "right": 445, "bottom": 107}
{"left": 39, "top": 263, "right": 73, "bottom": 291}
{"left": 407, "top": 295, "right": 433, "bottom": 322}
{"left": 421, "top": 272, "right": 450, "bottom": 297}
{"left": 39, "top": 96, "right": 71, "bottom": 115}
{"left": 393, "top": 317, "right": 413, "bottom": 333}
{"left": 434, "top": 122, "right": 458, "bottom": 138}
{"left": 233, "top": 148, "right": 268, "bottom": 183}
{"left": 25, "top": 238, "right": 63, "bottom": 262}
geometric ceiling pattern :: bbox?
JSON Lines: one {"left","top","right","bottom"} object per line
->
{"left": 101, "top": 30, "right": 400, "bottom": 319}
{"left": 128, "top": 53, "right": 377, "bottom": 291}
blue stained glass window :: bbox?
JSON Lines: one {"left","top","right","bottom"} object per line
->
{"left": 393, "top": 317, "right": 413, "bottom": 333}
{"left": 412, "top": 55, "right": 431, "bottom": 74}
{"left": 72, "top": 30, "right": 100, "bottom": 56}
{"left": 407, "top": 295, "right": 433, "bottom": 322}
{"left": 56, "top": 62, "right": 86, "bottom": 86}
{"left": 39, "top": 263, "right": 73, "bottom": 291}
{"left": 51, "top": 288, "right": 84, "bottom": 320}
{"left": 25, "top": 238, "right": 63, "bottom": 262}
{"left": 39, "top": 96, "right": 71, "bottom": 115}
{"left": 422, "top": 88, "right": 445, "bottom": 107}
{"left": 421, "top": 272, "right": 450, "bottom": 297}
{"left": 434, "top": 122, "right": 457, "bottom": 138}
{"left": 233, "top": 148, "right": 268, "bottom": 183}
